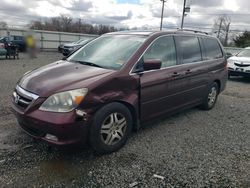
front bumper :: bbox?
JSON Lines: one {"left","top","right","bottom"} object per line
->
{"left": 228, "top": 63, "right": 250, "bottom": 77}
{"left": 11, "top": 101, "right": 90, "bottom": 146}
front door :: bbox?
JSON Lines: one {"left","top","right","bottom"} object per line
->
{"left": 136, "top": 36, "right": 191, "bottom": 122}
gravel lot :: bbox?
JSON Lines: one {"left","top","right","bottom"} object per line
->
{"left": 0, "top": 53, "right": 249, "bottom": 187}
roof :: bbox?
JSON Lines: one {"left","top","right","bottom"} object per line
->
{"left": 106, "top": 30, "right": 157, "bottom": 36}
{"left": 106, "top": 29, "right": 210, "bottom": 37}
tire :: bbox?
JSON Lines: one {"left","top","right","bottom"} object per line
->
{"left": 89, "top": 102, "right": 132, "bottom": 154}
{"left": 200, "top": 82, "right": 219, "bottom": 110}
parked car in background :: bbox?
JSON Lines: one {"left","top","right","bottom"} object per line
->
{"left": 11, "top": 30, "right": 227, "bottom": 153}
{"left": 62, "top": 38, "right": 94, "bottom": 56}
{"left": 226, "top": 52, "right": 233, "bottom": 59}
{"left": 0, "top": 36, "right": 26, "bottom": 52}
{"left": 228, "top": 47, "right": 250, "bottom": 78}
{"left": 58, "top": 43, "right": 64, "bottom": 53}
{"left": 0, "top": 43, "right": 7, "bottom": 57}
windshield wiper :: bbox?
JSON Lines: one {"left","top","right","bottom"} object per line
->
{"left": 71, "top": 60, "right": 104, "bottom": 68}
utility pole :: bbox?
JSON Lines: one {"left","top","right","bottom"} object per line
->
{"left": 180, "top": 0, "right": 187, "bottom": 29}
{"left": 160, "top": 0, "right": 166, "bottom": 31}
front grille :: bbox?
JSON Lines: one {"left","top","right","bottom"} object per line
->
{"left": 16, "top": 94, "right": 32, "bottom": 108}
{"left": 234, "top": 63, "right": 250, "bottom": 67}
{"left": 13, "top": 86, "right": 39, "bottom": 110}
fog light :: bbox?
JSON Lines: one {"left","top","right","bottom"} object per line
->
{"left": 45, "top": 134, "right": 58, "bottom": 141}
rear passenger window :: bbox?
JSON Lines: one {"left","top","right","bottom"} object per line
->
{"left": 176, "top": 36, "right": 202, "bottom": 64}
{"left": 203, "top": 38, "right": 223, "bottom": 60}
{"left": 143, "top": 36, "right": 177, "bottom": 68}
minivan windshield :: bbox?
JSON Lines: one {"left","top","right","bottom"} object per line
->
{"left": 236, "top": 49, "right": 250, "bottom": 57}
{"left": 68, "top": 35, "right": 146, "bottom": 70}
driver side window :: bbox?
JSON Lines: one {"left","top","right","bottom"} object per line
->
{"left": 143, "top": 36, "right": 177, "bottom": 68}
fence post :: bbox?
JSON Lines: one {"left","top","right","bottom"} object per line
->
{"left": 40, "top": 32, "right": 44, "bottom": 51}
{"left": 59, "top": 32, "right": 61, "bottom": 45}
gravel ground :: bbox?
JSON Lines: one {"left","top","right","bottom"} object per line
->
{"left": 0, "top": 53, "right": 249, "bottom": 187}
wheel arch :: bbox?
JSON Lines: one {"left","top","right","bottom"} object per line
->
{"left": 214, "top": 79, "right": 221, "bottom": 92}
{"left": 113, "top": 100, "right": 139, "bottom": 131}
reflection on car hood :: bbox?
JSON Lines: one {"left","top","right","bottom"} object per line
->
{"left": 229, "top": 56, "right": 250, "bottom": 64}
{"left": 18, "top": 60, "right": 115, "bottom": 97}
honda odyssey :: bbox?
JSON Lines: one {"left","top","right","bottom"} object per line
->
{"left": 11, "top": 30, "right": 227, "bottom": 153}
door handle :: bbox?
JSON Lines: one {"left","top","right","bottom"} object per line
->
{"left": 172, "top": 72, "right": 181, "bottom": 77}
{"left": 185, "top": 69, "right": 192, "bottom": 74}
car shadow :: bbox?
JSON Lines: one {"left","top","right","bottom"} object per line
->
{"left": 229, "top": 76, "right": 250, "bottom": 83}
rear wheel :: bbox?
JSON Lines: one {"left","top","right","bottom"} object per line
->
{"left": 89, "top": 102, "right": 132, "bottom": 154}
{"left": 200, "top": 82, "right": 219, "bottom": 110}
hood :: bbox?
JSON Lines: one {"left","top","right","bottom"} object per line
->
{"left": 18, "top": 60, "right": 115, "bottom": 97}
{"left": 228, "top": 56, "right": 250, "bottom": 64}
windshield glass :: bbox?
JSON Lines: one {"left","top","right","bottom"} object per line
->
{"left": 68, "top": 35, "right": 146, "bottom": 70}
{"left": 237, "top": 49, "right": 250, "bottom": 57}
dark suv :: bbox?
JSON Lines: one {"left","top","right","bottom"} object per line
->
{"left": 0, "top": 36, "right": 26, "bottom": 52}
{"left": 11, "top": 30, "right": 227, "bottom": 153}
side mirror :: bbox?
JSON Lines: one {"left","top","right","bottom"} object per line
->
{"left": 226, "top": 52, "right": 233, "bottom": 59}
{"left": 143, "top": 59, "right": 162, "bottom": 71}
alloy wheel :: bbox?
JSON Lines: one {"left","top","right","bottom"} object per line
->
{"left": 207, "top": 86, "right": 217, "bottom": 107}
{"left": 100, "top": 112, "right": 127, "bottom": 145}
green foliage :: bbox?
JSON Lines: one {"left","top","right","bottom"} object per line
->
{"left": 233, "top": 31, "right": 250, "bottom": 48}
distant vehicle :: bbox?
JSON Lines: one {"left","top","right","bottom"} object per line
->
{"left": 0, "top": 43, "right": 7, "bottom": 57}
{"left": 58, "top": 43, "right": 64, "bottom": 53}
{"left": 0, "top": 36, "right": 26, "bottom": 52}
{"left": 58, "top": 38, "right": 92, "bottom": 53}
{"left": 226, "top": 52, "right": 233, "bottom": 59}
{"left": 228, "top": 47, "right": 250, "bottom": 78}
{"left": 62, "top": 38, "right": 94, "bottom": 56}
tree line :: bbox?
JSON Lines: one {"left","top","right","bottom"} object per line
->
{"left": 1, "top": 15, "right": 250, "bottom": 47}
{"left": 29, "top": 15, "right": 125, "bottom": 35}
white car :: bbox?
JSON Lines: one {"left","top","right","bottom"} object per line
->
{"left": 228, "top": 47, "right": 250, "bottom": 78}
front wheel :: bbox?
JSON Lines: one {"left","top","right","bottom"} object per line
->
{"left": 200, "top": 82, "right": 219, "bottom": 110}
{"left": 89, "top": 102, "right": 132, "bottom": 154}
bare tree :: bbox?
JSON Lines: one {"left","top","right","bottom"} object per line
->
{"left": 0, "top": 21, "right": 8, "bottom": 28}
{"left": 213, "top": 15, "right": 231, "bottom": 46}
{"left": 29, "top": 15, "right": 118, "bottom": 34}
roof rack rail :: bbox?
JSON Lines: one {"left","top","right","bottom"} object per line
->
{"left": 177, "top": 28, "right": 209, "bottom": 35}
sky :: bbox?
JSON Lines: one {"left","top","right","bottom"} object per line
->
{"left": 0, "top": 0, "right": 250, "bottom": 34}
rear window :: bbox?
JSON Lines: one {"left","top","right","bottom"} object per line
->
{"left": 175, "top": 36, "right": 202, "bottom": 64}
{"left": 203, "top": 38, "right": 223, "bottom": 60}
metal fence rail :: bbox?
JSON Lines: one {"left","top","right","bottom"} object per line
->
{"left": 0, "top": 28, "right": 98, "bottom": 50}
{"left": 224, "top": 47, "right": 243, "bottom": 55}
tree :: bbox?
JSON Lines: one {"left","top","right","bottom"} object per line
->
{"left": 0, "top": 21, "right": 7, "bottom": 28}
{"left": 213, "top": 15, "right": 231, "bottom": 46}
{"left": 29, "top": 15, "right": 119, "bottom": 34}
{"left": 233, "top": 31, "right": 250, "bottom": 48}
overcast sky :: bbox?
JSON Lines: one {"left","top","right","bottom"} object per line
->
{"left": 1, "top": 0, "right": 250, "bottom": 33}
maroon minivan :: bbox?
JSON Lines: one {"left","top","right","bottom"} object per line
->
{"left": 11, "top": 30, "right": 227, "bottom": 153}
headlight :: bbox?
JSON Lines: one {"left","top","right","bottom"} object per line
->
{"left": 39, "top": 88, "right": 88, "bottom": 112}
